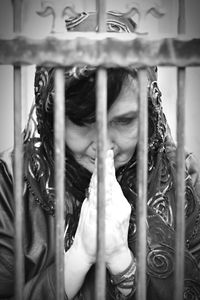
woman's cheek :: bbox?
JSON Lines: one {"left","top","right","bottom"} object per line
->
{"left": 115, "top": 139, "right": 137, "bottom": 168}
{"left": 116, "top": 128, "right": 138, "bottom": 153}
{"left": 65, "top": 131, "right": 85, "bottom": 153}
{"left": 65, "top": 124, "right": 88, "bottom": 151}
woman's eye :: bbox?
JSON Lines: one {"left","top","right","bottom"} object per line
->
{"left": 114, "top": 118, "right": 135, "bottom": 126}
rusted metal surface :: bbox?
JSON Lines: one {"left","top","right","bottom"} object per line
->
{"left": 136, "top": 69, "right": 148, "bottom": 300}
{"left": 55, "top": 68, "right": 65, "bottom": 300}
{"left": 95, "top": 68, "right": 107, "bottom": 300}
{"left": 0, "top": 34, "right": 200, "bottom": 66}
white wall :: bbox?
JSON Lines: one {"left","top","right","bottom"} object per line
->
{"left": 0, "top": 0, "right": 200, "bottom": 162}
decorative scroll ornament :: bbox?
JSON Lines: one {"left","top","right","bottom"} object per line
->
{"left": 37, "top": 0, "right": 165, "bottom": 34}
{"left": 126, "top": 0, "right": 165, "bottom": 34}
{"left": 37, "top": 0, "right": 78, "bottom": 33}
{"left": 147, "top": 246, "right": 174, "bottom": 278}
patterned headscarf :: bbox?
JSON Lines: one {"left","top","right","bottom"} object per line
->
{"left": 28, "top": 11, "right": 167, "bottom": 248}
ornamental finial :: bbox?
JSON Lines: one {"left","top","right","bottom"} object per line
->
{"left": 37, "top": 0, "right": 78, "bottom": 33}
{"left": 126, "top": 0, "right": 165, "bottom": 34}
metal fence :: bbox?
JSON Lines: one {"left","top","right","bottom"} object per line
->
{"left": 0, "top": 0, "right": 200, "bottom": 299}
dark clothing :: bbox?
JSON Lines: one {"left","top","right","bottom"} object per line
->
{"left": 0, "top": 151, "right": 58, "bottom": 299}
{"left": 0, "top": 140, "right": 200, "bottom": 299}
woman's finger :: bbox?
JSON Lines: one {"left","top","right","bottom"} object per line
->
{"left": 88, "top": 159, "right": 97, "bottom": 208}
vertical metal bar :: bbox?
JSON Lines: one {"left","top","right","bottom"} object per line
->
{"left": 175, "top": 67, "right": 186, "bottom": 300}
{"left": 14, "top": 65, "right": 24, "bottom": 300}
{"left": 95, "top": 68, "right": 107, "bottom": 300}
{"left": 178, "top": 0, "right": 186, "bottom": 34}
{"left": 175, "top": 1, "right": 186, "bottom": 300}
{"left": 13, "top": 1, "right": 24, "bottom": 300}
{"left": 55, "top": 68, "right": 65, "bottom": 300}
{"left": 95, "top": 1, "right": 107, "bottom": 300}
{"left": 13, "top": 0, "right": 23, "bottom": 33}
{"left": 136, "top": 69, "right": 148, "bottom": 300}
{"left": 96, "top": 0, "right": 106, "bottom": 32}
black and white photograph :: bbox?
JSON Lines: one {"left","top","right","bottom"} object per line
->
{"left": 0, "top": 0, "right": 200, "bottom": 299}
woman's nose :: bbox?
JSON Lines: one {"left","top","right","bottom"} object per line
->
{"left": 94, "top": 135, "right": 115, "bottom": 150}
{"left": 91, "top": 130, "right": 115, "bottom": 153}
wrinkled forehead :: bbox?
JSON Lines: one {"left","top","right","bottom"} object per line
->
{"left": 65, "top": 11, "right": 136, "bottom": 32}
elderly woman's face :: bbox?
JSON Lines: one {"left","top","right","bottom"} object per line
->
{"left": 65, "top": 76, "right": 139, "bottom": 173}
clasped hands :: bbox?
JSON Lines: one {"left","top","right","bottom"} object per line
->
{"left": 72, "top": 149, "right": 132, "bottom": 273}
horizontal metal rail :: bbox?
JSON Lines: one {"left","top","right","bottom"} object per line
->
{"left": 0, "top": 34, "right": 200, "bottom": 66}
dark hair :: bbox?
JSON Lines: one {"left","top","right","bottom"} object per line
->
{"left": 40, "top": 67, "right": 137, "bottom": 130}
{"left": 65, "top": 68, "right": 136, "bottom": 126}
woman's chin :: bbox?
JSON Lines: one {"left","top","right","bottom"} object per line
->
{"left": 115, "top": 157, "right": 132, "bottom": 169}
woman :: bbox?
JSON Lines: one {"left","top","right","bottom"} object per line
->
{"left": 1, "top": 11, "right": 200, "bottom": 300}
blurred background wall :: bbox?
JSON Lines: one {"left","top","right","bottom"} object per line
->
{"left": 0, "top": 0, "right": 200, "bottom": 161}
